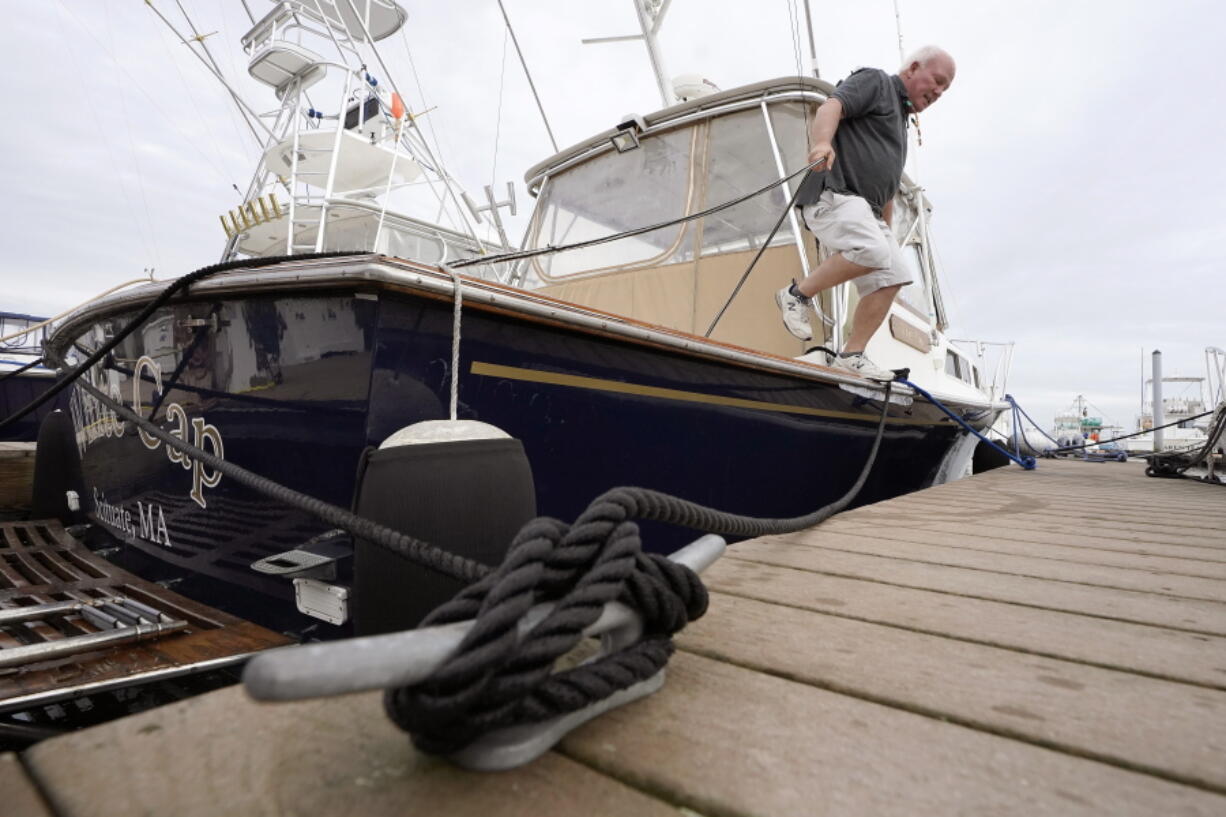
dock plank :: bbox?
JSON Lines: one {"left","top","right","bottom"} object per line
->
{"left": 830, "top": 516, "right": 1226, "bottom": 563}
{"left": 679, "top": 592, "right": 1226, "bottom": 790}
{"left": 23, "top": 687, "right": 678, "bottom": 817}
{"left": 890, "top": 512, "right": 1226, "bottom": 549}
{"left": 903, "top": 481, "right": 1226, "bottom": 520}
{"left": 725, "top": 542, "right": 1226, "bottom": 634}
{"left": 561, "top": 652, "right": 1226, "bottom": 816}
{"left": 825, "top": 522, "right": 1226, "bottom": 579}
{"left": 0, "top": 753, "right": 53, "bottom": 817}
{"left": 846, "top": 464, "right": 1225, "bottom": 513}
{"left": 703, "top": 558, "right": 1226, "bottom": 688}
{"left": 878, "top": 495, "right": 1226, "bottom": 537}
{"left": 773, "top": 529, "right": 1226, "bottom": 599}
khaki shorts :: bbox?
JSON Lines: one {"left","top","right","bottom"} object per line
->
{"left": 801, "top": 191, "right": 913, "bottom": 296}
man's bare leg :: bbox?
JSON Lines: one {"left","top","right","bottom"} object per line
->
{"left": 845, "top": 284, "right": 902, "bottom": 353}
{"left": 793, "top": 253, "right": 873, "bottom": 298}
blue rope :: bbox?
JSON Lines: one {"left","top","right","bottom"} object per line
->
{"left": 898, "top": 379, "right": 1037, "bottom": 470}
{"left": 1005, "top": 395, "right": 1061, "bottom": 449}
{"left": 1002, "top": 394, "right": 1215, "bottom": 457}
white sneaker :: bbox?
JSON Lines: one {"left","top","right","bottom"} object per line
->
{"left": 775, "top": 284, "right": 813, "bottom": 341}
{"left": 832, "top": 352, "right": 895, "bottom": 381}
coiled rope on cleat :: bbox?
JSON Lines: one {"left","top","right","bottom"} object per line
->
{"left": 384, "top": 509, "right": 705, "bottom": 754}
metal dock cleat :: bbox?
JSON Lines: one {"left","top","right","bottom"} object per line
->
{"left": 242, "top": 534, "right": 726, "bottom": 770}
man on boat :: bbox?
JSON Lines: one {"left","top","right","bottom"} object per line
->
{"left": 774, "top": 46, "right": 956, "bottom": 380}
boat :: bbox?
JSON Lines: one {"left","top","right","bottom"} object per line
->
{"left": 4, "top": 0, "right": 1008, "bottom": 728}
{"left": 1040, "top": 395, "right": 1128, "bottom": 461}
{"left": 1049, "top": 395, "right": 1120, "bottom": 449}
{"left": 0, "top": 312, "right": 63, "bottom": 443}
{"left": 1121, "top": 348, "right": 1224, "bottom": 455}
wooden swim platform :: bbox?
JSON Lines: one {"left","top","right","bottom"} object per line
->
{"left": 7, "top": 458, "right": 1226, "bottom": 815}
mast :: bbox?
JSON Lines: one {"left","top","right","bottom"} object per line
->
{"left": 582, "top": 1, "right": 675, "bottom": 108}
{"left": 802, "top": 0, "right": 821, "bottom": 78}
{"left": 634, "top": 0, "right": 675, "bottom": 107}
{"left": 152, "top": 0, "right": 503, "bottom": 269}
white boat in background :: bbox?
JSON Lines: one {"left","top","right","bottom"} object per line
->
{"left": 1121, "top": 348, "right": 1225, "bottom": 455}
{"left": 1050, "top": 395, "right": 1121, "bottom": 450}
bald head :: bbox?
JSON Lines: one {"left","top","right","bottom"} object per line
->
{"left": 899, "top": 46, "right": 956, "bottom": 113}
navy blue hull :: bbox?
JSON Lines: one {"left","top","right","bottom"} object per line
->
{"left": 52, "top": 282, "right": 980, "bottom": 635}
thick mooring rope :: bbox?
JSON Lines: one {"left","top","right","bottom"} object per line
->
{"left": 384, "top": 512, "right": 702, "bottom": 753}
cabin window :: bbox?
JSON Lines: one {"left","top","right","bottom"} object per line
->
{"left": 698, "top": 108, "right": 799, "bottom": 255}
{"left": 945, "top": 350, "right": 960, "bottom": 378}
{"left": 0, "top": 316, "right": 42, "bottom": 349}
{"left": 767, "top": 101, "right": 815, "bottom": 176}
{"left": 895, "top": 243, "right": 930, "bottom": 316}
{"left": 884, "top": 193, "right": 931, "bottom": 319}
{"left": 944, "top": 350, "right": 980, "bottom": 385}
{"left": 528, "top": 125, "right": 697, "bottom": 279}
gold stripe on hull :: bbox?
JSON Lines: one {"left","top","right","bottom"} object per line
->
{"left": 470, "top": 361, "right": 944, "bottom": 426}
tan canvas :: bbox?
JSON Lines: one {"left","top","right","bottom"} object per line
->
{"left": 537, "top": 230, "right": 831, "bottom": 360}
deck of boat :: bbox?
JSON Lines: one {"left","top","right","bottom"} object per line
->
{"left": 6, "top": 457, "right": 1226, "bottom": 816}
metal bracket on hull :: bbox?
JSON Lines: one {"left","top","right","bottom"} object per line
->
{"left": 251, "top": 530, "right": 352, "bottom": 581}
{"left": 243, "top": 534, "right": 726, "bottom": 770}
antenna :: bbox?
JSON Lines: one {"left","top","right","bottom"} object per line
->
{"left": 462, "top": 183, "right": 518, "bottom": 249}
{"left": 495, "top": 0, "right": 559, "bottom": 153}
{"left": 582, "top": 1, "right": 675, "bottom": 108}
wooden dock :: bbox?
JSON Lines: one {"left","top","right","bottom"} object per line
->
{"left": 7, "top": 458, "right": 1226, "bottom": 815}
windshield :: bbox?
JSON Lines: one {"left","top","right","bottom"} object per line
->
{"left": 698, "top": 105, "right": 805, "bottom": 255}
{"left": 526, "top": 98, "right": 823, "bottom": 283}
{"left": 528, "top": 126, "right": 697, "bottom": 280}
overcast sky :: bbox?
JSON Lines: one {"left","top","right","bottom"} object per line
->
{"left": 2, "top": 0, "right": 1222, "bottom": 431}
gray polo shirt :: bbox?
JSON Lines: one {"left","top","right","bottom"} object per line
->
{"left": 795, "top": 68, "right": 911, "bottom": 216}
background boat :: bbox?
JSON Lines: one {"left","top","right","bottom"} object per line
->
{"left": 0, "top": 312, "right": 64, "bottom": 442}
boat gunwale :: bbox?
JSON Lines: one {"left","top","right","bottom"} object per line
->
{"left": 44, "top": 254, "right": 1004, "bottom": 417}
